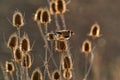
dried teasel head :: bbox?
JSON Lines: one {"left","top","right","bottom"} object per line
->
{"left": 31, "top": 68, "right": 43, "bottom": 80}
{"left": 22, "top": 54, "right": 32, "bottom": 69}
{"left": 52, "top": 69, "right": 61, "bottom": 80}
{"left": 81, "top": 39, "right": 92, "bottom": 54}
{"left": 34, "top": 8, "right": 43, "bottom": 23}
{"left": 5, "top": 61, "right": 15, "bottom": 74}
{"left": 50, "top": 0, "right": 57, "bottom": 15}
{"left": 56, "top": 0, "right": 66, "bottom": 14}
{"left": 41, "top": 8, "right": 51, "bottom": 25}
{"left": 47, "top": 32, "right": 55, "bottom": 41}
{"left": 88, "top": 23, "right": 101, "bottom": 39}
{"left": 13, "top": 47, "right": 23, "bottom": 63}
{"left": 55, "top": 38, "right": 67, "bottom": 52}
{"left": 20, "top": 33, "right": 30, "bottom": 54}
{"left": 7, "top": 32, "right": 18, "bottom": 51}
{"left": 13, "top": 10, "right": 24, "bottom": 28}
{"left": 61, "top": 55, "right": 73, "bottom": 70}
{"left": 63, "top": 69, "right": 72, "bottom": 80}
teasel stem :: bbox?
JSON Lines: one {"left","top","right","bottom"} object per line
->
{"left": 17, "top": 28, "right": 21, "bottom": 45}
{"left": 83, "top": 47, "right": 95, "bottom": 80}
{"left": 0, "top": 62, "right": 9, "bottom": 80}
{"left": 55, "top": 14, "right": 61, "bottom": 30}
{"left": 84, "top": 53, "right": 88, "bottom": 80}
{"left": 10, "top": 49, "right": 20, "bottom": 80}
{"left": 10, "top": 73, "right": 14, "bottom": 80}
{"left": 60, "top": 14, "right": 66, "bottom": 30}
{"left": 37, "top": 23, "right": 53, "bottom": 80}
{"left": 37, "top": 23, "right": 57, "bottom": 69}
{"left": 43, "top": 24, "right": 48, "bottom": 80}
{"left": 18, "top": 63, "right": 23, "bottom": 80}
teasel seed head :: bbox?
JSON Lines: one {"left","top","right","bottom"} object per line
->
{"left": 22, "top": 54, "right": 32, "bottom": 69}
{"left": 63, "top": 69, "right": 72, "bottom": 80}
{"left": 31, "top": 68, "right": 43, "bottom": 80}
{"left": 52, "top": 69, "right": 61, "bottom": 80}
{"left": 13, "top": 47, "right": 23, "bottom": 63}
{"left": 13, "top": 10, "right": 24, "bottom": 28}
{"left": 5, "top": 61, "right": 15, "bottom": 74}
{"left": 7, "top": 32, "right": 18, "bottom": 51}
{"left": 61, "top": 55, "right": 73, "bottom": 70}
{"left": 81, "top": 39, "right": 92, "bottom": 54}
{"left": 88, "top": 23, "right": 101, "bottom": 39}
{"left": 41, "top": 8, "right": 51, "bottom": 25}
{"left": 34, "top": 8, "right": 43, "bottom": 23}
{"left": 20, "top": 33, "right": 30, "bottom": 55}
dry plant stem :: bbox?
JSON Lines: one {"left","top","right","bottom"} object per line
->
{"left": 44, "top": 24, "right": 48, "bottom": 80}
{"left": 25, "top": 57, "right": 29, "bottom": 80}
{"left": 18, "top": 63, "right": 23, "bottom": 80}
{"left": 66, "top": 41, "right": 72, "bottom": 56}
{"left": 17, "top": 27, "right": 25, "bottom": 80}
{"left": 12, "top": 61, "right": 19, "bottom": 80}
{"left": 37, "top": 23, "right": 52, "bottom": 80}
{"left": 49, "top": 41, "right": 58, "bottom": 69}
{"left": 10, "top": 50, "right": 20, "bottom": 80}
{"left": 17, "top": 28, "right": 21, "bottom": 45}
{"left": 25, "top": 68, "right": 29, "bottom": 80}
{"left": 84, "top": 54, "right": 88, "bottom": 80}
{"left": 16, "top": 27, "right": 21, "bottom": 80}
{"left": 59, "top": 52, "right": 64, "bottom": 80}
{"left": 10, "top": 73, "right": 14, "bottom": 80}
{"left": 60, "top": 14, "right": 66, "bottom": 30}
{"left": 37, "top": 23, "right": 57, "bottom": 69}
{"left": 6, "top": 73, "right": 10, "bottom": 80}
{"left": 83, "top": 50, "right": 94, "bottom": 80}
{"left": 0, "top": 62, "right": 9, "bottom": 80}
{"left": 45, "top": 63, "right": 52, "bottom": 80}
{"left": 55, "top": 14, "right": 60, "bottom": 30}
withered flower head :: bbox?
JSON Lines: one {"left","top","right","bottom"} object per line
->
{"left": 61, "top": 55, "right": 73, "bottom": 70}
{"left": 13, "top": 10, "right": 24, "bottom": 28}
{"left": 82, "top": 39, "right": 92, "bottom": 54}
{"left": 5, "top": 61, "right": 15, "bottom": 74}
{"left": 7, "top": 32, "right": 18, "bottom": 51}
{"left": 63, "top": 69, "right": 72, "bottom": 80}
{"left": 22, "top": 54, "right": 32, "bottom": 69}
{"left": 52, "top": 69, "right": 61, "bottom": 80}
{"left": 41, "top": 8, "right": 51, "bottom": 25}
{"left": 88, "top": 23, "right": 101, "bottom": 39}
{"left": 20, "top": 33, "right": 30, "bottom": 54}
{"left": 31, "top": 68, "right": 43, "bottom": 80}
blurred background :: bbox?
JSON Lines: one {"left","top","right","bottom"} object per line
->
{"left": 0, "top": 0, "right": 120, "bottom": 80}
